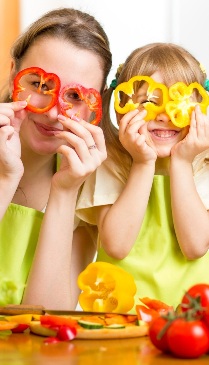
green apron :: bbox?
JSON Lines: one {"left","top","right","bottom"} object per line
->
{"left": 0, "top": 204, "right": 44, "bottom": 303}
{"left": 97, "top": 175, "right": 209, "bottom": 309}
{"left": 0, "top": 155, "right": 61, "bottom": 304}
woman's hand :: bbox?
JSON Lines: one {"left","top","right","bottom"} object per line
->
{"left": 119, "top": 109, "right": 157, "bottom": 164}
{"left": 0, "top": 101, "right": 27, "bottom": 179}
{"left": 52, "top": 114, "right": 107, "bottom": 190}
{"left": 171, "top": 105, "right": 209, "bottom": 162}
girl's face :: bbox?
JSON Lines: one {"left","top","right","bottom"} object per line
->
{"left": 10, "top": 37, "right": 104, "bottom": 155}
{"left": 138, "top": 71, "right": 189, "bottom": 158}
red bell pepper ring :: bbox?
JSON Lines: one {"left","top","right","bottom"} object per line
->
{"left": 59, "top": 83, "right": 102, "bottom": 125}
{"left": 12, "top": 67, "right": 61, "bottom": 113}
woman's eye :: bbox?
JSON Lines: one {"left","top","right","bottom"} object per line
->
{"left": 32, "top": 82, "right": 49, "bottom": 91}
{"left": 64, "top": 91, "right": 82, "bottom": 102}
{"left": 72, "top": 92, "right": 82, "bottom": 101}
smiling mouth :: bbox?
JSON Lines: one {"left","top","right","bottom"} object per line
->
{"left": 34, "top": 122, "right": 63, "bottom": 137}
{"left": 35, "top": 122, "right": 62, "bottom": 132}
{"left": 151, "top": 129, "right": 179, "bottom": 138}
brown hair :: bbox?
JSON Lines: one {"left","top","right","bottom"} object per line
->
{"left": 1, "top": 7, "right": 112, "bottom": 101}
{"left": 101, "top": 42, "right": 206, "bottom": 174}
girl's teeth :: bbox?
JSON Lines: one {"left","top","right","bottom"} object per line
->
{"left": 153, "top": 130, "right": 177, "bottom": 138}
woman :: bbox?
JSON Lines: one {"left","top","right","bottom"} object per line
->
{"left": 0, "top": 7, "right": 112, "bottom": 309}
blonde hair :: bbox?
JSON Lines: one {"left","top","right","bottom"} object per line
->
{"left": 101, "top": 42, "right": 206, "bottom": 176}
{"left": 1, "top": 8, "right": 112, "bottom": 101}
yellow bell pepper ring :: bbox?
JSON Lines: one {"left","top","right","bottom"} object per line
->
{"left": 77, "top": 262, "right": 137, "bottom": 313}
{"left": 114, "top": 75, "right": 170, "bottom": 121}
{"left": 166, "top": 82, "right": 209, "bottom": 128}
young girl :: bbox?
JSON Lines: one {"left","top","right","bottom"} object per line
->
{"left": 76, "top": 43, "right": 209, "bottom": 309}
{"left": 0, "top": 8, "right": 112, "bottom": 309}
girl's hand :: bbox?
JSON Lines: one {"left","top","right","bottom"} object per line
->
{"left": 0, "top": 101, "right": 27, "bottom": 178}
{"left": 52, "top": 115, "right": 107, "bottom": 190}
{"left": 171, "top": 105, "right": 209, "bottom": 162}
{"left": 119, "top": 109, "right": 157, "bottom": 164}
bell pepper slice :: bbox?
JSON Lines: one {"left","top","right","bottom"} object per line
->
{"left": 139, "top": 297, "right": 173, "bottom": 312}
{"left": 104, "top": 314, "right": 137, "bottom": 325}
{"left": 5, "top": 314, "right": 33, "bottom": 324}
{"left": 12, "top": 66, "right": 61, "bottom": 113}
{"left": 0, "top": 321, "right": 18, "bottom": 331}
{"left": 136, "top": 297, "right": 173, "bottom": 324}
{"left": 59, "top": 83, "right": 102, "bottom": 125}
{"left": 57, "top": 325, "right": 77, "bottom": 341}
{"left": 13, "top": 68, "right": 102, "bottom": 124}
{"left": 135, "top": 305, "right": 159, "bottom": 324}
{"left": 11, "top": 324, "right": 29, "bottom": 333}
{"left": 166, "top": 82, "right": 209, "bottom": 127}
{"left": 77, "top": 261, "right": 136, "bottom": 313}
{"left": 40, "top": 315, "right": 78, "bottom": 329}
{"left": 114, "top": 75, "right": 169, "bottom": 121}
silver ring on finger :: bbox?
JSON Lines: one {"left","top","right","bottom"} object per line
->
{"left": 88, "top": 144, "right": 97, "bottom": 150}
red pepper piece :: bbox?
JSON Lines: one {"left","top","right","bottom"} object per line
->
{"left": 135, "top": 305, "right": 160, "bottom": 323}
{"left": 11, "top": 324, "right": 29, "bottom": 333}
{"left": 139, "top": 297, "right": 173, "bottom": 312}
{"left": 12, "top": 67, "right": 61, "bottom": 113}
{"left": 59, "top": 83, "right": 102, "bottom": 125}
{"left": 44, "top": 337, "right": 61, "bottom": 344}
{"left": 57, "top": 325, "right": 77, "bottom": 341}
{"left": 40, "top": 314, "right": 78, "bottom": 328}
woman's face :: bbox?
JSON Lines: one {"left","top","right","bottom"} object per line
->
{"left": 139, "top": 71, "right": 189, "bottom": 158}
{"left": 10, "top": 37, "right": 104, "bottom": 155}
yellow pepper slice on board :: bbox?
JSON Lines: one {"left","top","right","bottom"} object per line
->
{"left": 77, "top": 262, "right": 136, "bottom": 313}
{"left": 5, "top": 314, "right": 33, "bottom": 324}
{"left": 166, "top": 82, "right": 209, "bottom": 128}
{"left": 114, "top": 75, "right": 170, "bottom": 121}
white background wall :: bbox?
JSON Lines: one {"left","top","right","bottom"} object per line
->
{"left": 20, "top": 0, "right": 209, "bottom": 86}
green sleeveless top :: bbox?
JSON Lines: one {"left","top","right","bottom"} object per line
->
{"left": 97, "top": 175, "right": 209, "bottom": 310}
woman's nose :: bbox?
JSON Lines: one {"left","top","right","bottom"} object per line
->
{"left": 45, "top": 102, "right": 62, "bottom": 120}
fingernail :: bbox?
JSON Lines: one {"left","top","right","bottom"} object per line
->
{"left": 71, "top": 114, "right": 81, "bottom": 122}
{"left": 17, "top": 100, "right": 27, "bottom": 107}
{"left": 58, "top": 114, "right": 66, "bottom": 121}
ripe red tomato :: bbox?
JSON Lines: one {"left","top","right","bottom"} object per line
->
{"left": 149, "top": 317, "right": 170, "bottom": 352}
{"left": 167, "top": 318, "right": 209, "bottom": 358}
{"left": 181, "top": 283, "right": 209, "bottom": 314}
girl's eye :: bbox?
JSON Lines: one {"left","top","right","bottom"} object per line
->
{"left": 141, "top": 99, "right": 157, "bottom": 106}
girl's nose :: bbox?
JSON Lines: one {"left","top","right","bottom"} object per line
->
{"left": 155, "top": 111, "right": 171, "bottom": 123}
